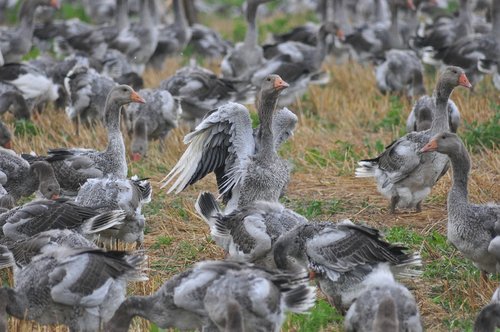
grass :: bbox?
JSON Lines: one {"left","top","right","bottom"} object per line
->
{"left": 2, "top": 3, "right": 500, "bottom": 332}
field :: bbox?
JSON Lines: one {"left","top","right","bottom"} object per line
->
{"left": 2, "top": 3, "right": 500, "bottom": 332}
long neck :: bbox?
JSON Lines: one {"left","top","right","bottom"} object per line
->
{"left": 493, "top": 0, "right": 500, "bottom": 42}
{"left": 447, "top": 143, "right": 471, "bottom": 207}
{"left": 374, "top": 0, "right": 386, "bottom": 22}
{"left": 173, "top": 0, "right": 188, "bottom": 29}
{"left": 18, "top": 2, "right": 37, "bottom": 40}
{"left": 457, "top": 0, "right": 473, "bottom": 36}
{"left": 388, "top": 3, "right": 402, "bottom": 48}
{"left": 333, "top": 0, "right": 351, "bottom": 34}
{"left": 108, "top": 295, "right": 158, "bottom": 332}
{"left": 244, "top": 1, "right": 260, "bottom": 48}
{"left": 140, "top": 0, "right": 154, "bottom": 28}
{"left": 116, "top": 0, "right": 129, "bottom": 31}
{"left": 256, "top": 93, "right": 278, "bottom": 160}
{"left": 430, "top": 81, "right": 453, "bottom": 133}
{"left": 313, "top": 28, "right": 329, "bottom": 68}
{"left": 103, "top": 99, "right": 125, "bottom": 158}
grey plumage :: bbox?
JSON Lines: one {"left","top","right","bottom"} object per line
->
{"left": 46, "top": 85, "right": 145, "bottom": 194}
{"left": 474, "top": 288, "right": 500, "bottom": 332}
{"left": 375, "top": 50, "right": 426, "bottom": 97}
{"left": 0, "top": 199, "right": 126, "bottom": 241}
{"left": 75, "top": 176, "right": 151, "bottom": 244}
{"left": 407, "top": 96, "right": 460, "bottom": 133}
{"left": 0, "top": 148, "right": 60, "bottom": 207}
{"left": 344, "top": 264, "right": 422, "bottom": 332}
{"left": 195, "top": 191, "right": 307, "bottom": 268}
{"left": 273, "top": 220, "right": 421, "bottom": 310}
{"left": 124, "top": 88, "right": 179, "bottom": 159}
{"left": 0, "top": 246, "right": 146, "bottom": 331}
{"left": 162, "top": 75, "right": 292, "bottom": 213}
{"left": 356, "top": 66, "right": 472, "bottom": 213}
{"left": 105, "top": 260, "right": 315, "bottom": 332}
{"left": 421, "top": 132, "right": 500, "bottom": 274}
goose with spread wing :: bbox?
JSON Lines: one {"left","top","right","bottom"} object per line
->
{"left": 162, "top": 74, "right": 291, "bottom": 213}
{"left": 355, "top": 66, "right": 471, "bottom": 213}
{"left": 273, "top": 220, "right": 421, "bottom": 311}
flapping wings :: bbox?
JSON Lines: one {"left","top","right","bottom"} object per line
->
{"left": 161, "top": 102, "right": 255, "bottom": 198}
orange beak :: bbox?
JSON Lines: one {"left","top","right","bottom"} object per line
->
{"left": 420, "top": 139, "right": 438, "bottom": 153}
{"left": 308, "top": 270, "right": 316, "bottom": 280}
{"left": 130, "top": 91, "right": 146, "bottom": 104}
{"left": 51, "top": 194, "right": 60, "bottom": 200}
{"left": 50, "top": 0, "right": 60, "bottom": 9}
{"left": 131, "top": 152, "right": 142, "bottom": 162}
{"left": 458, "top": 73, "right": 472, "bottom": 89}
{"left": 407, "top": 0, "right": 416, "bottom": 10}
{"left": 273, "top": 76, "right": 289, "bottom": 91}
{"left": 2, "top": 140, "right": 12, "bottom": 149}
{"left": 336, "top": 29, "right": 345, "bottom": 41}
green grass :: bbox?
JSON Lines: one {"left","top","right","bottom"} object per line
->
{"left": 284, "top": 299, "right": 343, "bottom": 331}
{"left": 461, "top": 110, "right": 500, "bottom": 151}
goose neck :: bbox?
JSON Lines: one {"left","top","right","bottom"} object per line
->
{"left": 430, "top": 82, "right": 453, "bottom": 132}
{"left": 244, "top": 1, "right": 259, "bottom": 48}
{"left": 492, "top": 0, "right": 500, "bottom": 40}
{"left": 457, "top": 0, "right": 473, "bottom": 36}
{"left": 447, "top": 143, "right": 470, "bottom": 208}
{"left": 116, "top": 0, "right": 129, "bottom": 31}
{"left": 256, "top": 93, "right": 278, "bottom": 158}
{"left": 173, "top": 0, "right": 188, "bottom": 30}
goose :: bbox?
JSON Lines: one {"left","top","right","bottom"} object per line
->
{"left": 0, "top": 246, "right": 146, "bottom": 332}
{"left": 0, "top": 63, "right": 59, "bottom": 114}
{"left": 110, "top": 0, "right": 159, "bottom": 74}
{"left": 355, "top": 66, "right": 471, "bottom": 213}
{"left": 344, "top": 264, "right": 422, "bottom": 332}
{"left": 0, "top": 90, "right": 30, "bottom": 120}
{"left": 0, "top": 121, "right": 12, "bottom": 149}
{"left": 0, "top": 148, "right": 60, "bottom": 208}
{"left": 160, "top": 62, "right": 254, "bottom": 128}
{"left": 105, "top": 260, "right": 315, "bottom": 332}
{"left": 81, "top": 0, "right": 116, "bottom": 25}
{"left": 252, "top": 23, "right": 342, "bottom": 106}
{"left": 187, "top": 23, "right": 232, "bottom": 58}
{"left": 63, "top": 65, "right": 117, "bottom": 132}
{"left": 474, "top": 287, "right": 500, "bottom": 332}
{"left": 221, "top": 0, "right": 273, "bottom": 81}
{"left": 0, "top": 229, "right": 96, "bottom": 267}
{"left": 0, "top": 199, "right": 126, "bottom": 241}
{"left": 195, "top": 191, "right": 307, "bottom": 268}
{"left": 0, "top": 170, "right": 13, "bottom": 211}
{"left": 420, "top": 132, "right": 500, "bottom": 277}
{"left": 0, "top": 0, "right": 59, "bottom": 63}
{"left": 427, "top": 0, "right": 500, "bottom": 84}
{"left": 343, "top": 0, "right": 415, "bottom": 61}
{"left": 273, "top": 220, "right": 421, "bottom": 311}
{"left": 406, "top": 96, "right": 460, "bottom": 133}
{"left": 161, "top": 74, "right": 291, "bottom": 213}
{"left": 75, "top": 176, "right": 152, "bottom": 245}
{"left": 44, "top": 85, "right": 145, "bottom": 195}
{"left": 148, "top": 0, "right": 192, "bottom": 70}
{"left": 375, "top": 49, "right": 426, "bottom": 97}
{"left": 124, "top": 88, "right": 179, "bottom": 161}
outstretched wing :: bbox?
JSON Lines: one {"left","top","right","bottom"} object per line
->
{"left": 306, "top": 222, "right": 409, "bottom": 279}
{"left": 161, "top": 102, "right": 255, "bottom": 198}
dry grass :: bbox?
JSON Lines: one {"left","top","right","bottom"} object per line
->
{"left": 3, "top": 54, "right": 499, "bottom": 331}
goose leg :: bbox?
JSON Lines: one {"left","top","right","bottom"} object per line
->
{"left": 415, "top": 201, "right": 422, "bottom": 213}
{"left": 390, "top": 196, "right": 399, "bottom": 214}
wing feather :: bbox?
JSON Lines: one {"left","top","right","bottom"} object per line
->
{"left": 161, "top": 102, "right": 255, "bottom": 194}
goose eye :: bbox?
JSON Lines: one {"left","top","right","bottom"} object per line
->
{"left": 441, "top": 135, "right": 446, "bottom": 139}
{"left": 266, "top": 77, "right": 271, "bottom": 82}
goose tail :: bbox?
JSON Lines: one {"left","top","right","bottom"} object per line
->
{"left": 390, "top": 253, "right": 423, "bottom": 279}
{"left": 195, "top": 191, "right": 221, "bottom": 228}
{"left": 355, "top": 160, "right": 378, "bottom": 178}
{"left": 283, "top": 283, "right": 317, "bottom": 314}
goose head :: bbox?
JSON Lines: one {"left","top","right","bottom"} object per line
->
{"left": 0, "top": 91, "right": 30, "bottom": 120}
{"left": 438, "top": 66, "right": 472, "bottom": 92}
{"left": 420, "top": 132, "right": 462, "bottom": 154}
{"left": 0, "top": 122, "right": 12, "bottom": 149}
{"left": 319, "top": 22, "right": 345, "bottom": 41}
{"left": 30, "top": 161, "right": 60, "bottom": 200}
{"left": 108, "top": 85, "right": 146, "bottom": 107}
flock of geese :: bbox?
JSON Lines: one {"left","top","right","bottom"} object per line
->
{"left": 0, "top": 0, "right": 498, "bottom": 331}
